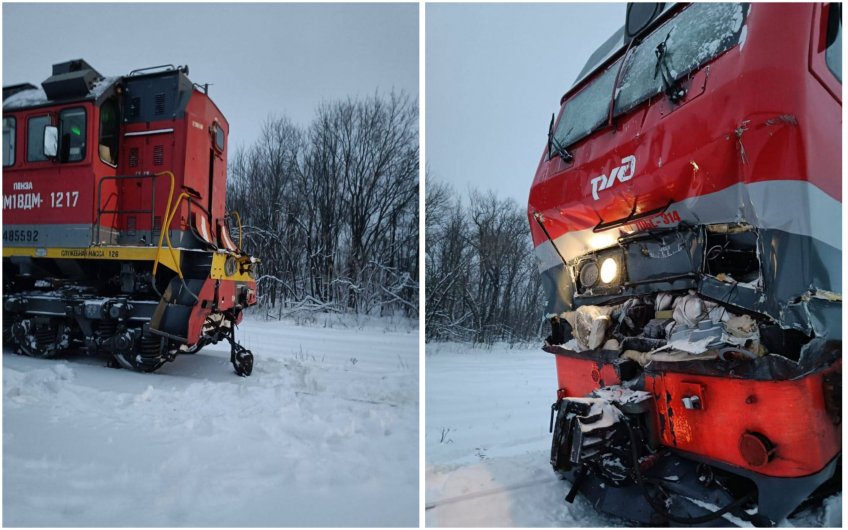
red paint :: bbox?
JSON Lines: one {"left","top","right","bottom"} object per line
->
{"left": 3, "top": 66, "right": 256, "bottom": 350}
{"left": 3, "top": 101, "right": 106, "bottom": 226}
{"left": 554, "top": 355, "right": 620, "bottom": 399}
{"left": 4, "top": 81, "right": 231, "bottom": 242}
{"left": 528, "top": 3, "right": 841, "bottom": 246}
{"left": 645, "top": 364, "right": 841, "bottom": 478}
{"left": 535, "top": 2, "right": 841, "bottom": 512}
{"left": 554, "top": 353, "right": 841, "bottom": 478}
{"left": 114, "top": 96, "right": 229, "bottom": 237}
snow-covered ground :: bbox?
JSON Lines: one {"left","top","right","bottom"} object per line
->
{"left": 3, "top": 315, "right": 419, "bottom": 527}
{"left": 425, "top": 342, "right": 841, "bottom": 527}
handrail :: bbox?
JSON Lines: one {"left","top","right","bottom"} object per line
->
{"left": 128, "top": 64, "right": 176, "bottom": 76}
{"left": 94, "top": 173, "right": 158, "bottom": 245}
{"left": 163, "top": 192, "right": 189, "bottom": 279}
{"left": 160, "top": 191, "right": 199, "bottom": 303}
{"left": 152, "top": 171, "right": 176, "bottom": 276}
{"left": 232, "top": 211, "right": 243, "bottom": 248}
{"left": 148, "top": 171, "right": 202, "bottom": 303}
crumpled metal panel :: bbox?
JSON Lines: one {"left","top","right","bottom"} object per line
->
{"left": 623, "top": 229, "right": 702, "bottom": 284}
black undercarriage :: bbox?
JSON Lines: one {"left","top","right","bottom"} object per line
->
{"left": 3, "top": 256, "right": 253, "bottom": 376}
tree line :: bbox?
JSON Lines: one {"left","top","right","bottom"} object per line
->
{"left": 425, "top": 181, "right": 545, "bottom": 344}
{"left": 226, "top": 91, "right": 419, "bottom": 318}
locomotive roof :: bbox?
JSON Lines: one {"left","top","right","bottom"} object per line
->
{"left": 3, "top": 75, "right": 120, "bottom": 111}
{"left": 569, "top": 3, "right": 676, "bottom": 94}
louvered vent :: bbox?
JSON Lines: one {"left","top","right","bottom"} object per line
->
{"left": 128, "top": 147, "right": 139, "bottom": 167}
{"left": 153, "top": 145, "right": 164, "bottom": 166}
{"left": 154, "top": 93, "right": 166, "bottom": 116}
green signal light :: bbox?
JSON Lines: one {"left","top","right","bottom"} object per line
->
{"left": 71, "top": 126, "right": 81, "bottom": 136}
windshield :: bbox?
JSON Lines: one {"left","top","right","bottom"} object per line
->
{"left": 551, "top": 3, "right": 748, "bottom": 150}
{"left": 615, "top": 3, "right": 747, "bottom": 115}
{"left": 552, "top": 58, "right": 621, "bottom": 150}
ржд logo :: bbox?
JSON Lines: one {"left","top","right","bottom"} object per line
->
{"left": 590, "top": 155, "right": 636, "bottom": 200}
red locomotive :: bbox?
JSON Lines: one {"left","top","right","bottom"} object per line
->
{"left": 529, "top": 4, "right": 840, "bottom": 525}
{"left": 3, "top": 60, "right": 258, "bottom": 375}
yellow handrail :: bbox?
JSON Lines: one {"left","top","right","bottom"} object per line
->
{"left": 161, "top": 192, "right": 190, "bottom": 280}
{"left": 152, "top": 171, "right": 176, "bottom": 276}
{"left": 232, "top": 210, "right": 243, "bottom": 248}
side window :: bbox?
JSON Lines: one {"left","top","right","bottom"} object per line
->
{"left": 99, "top": 97, "right": 119, "bottom": 165}
{"left": 826, "top": 4, "right": 841, "bottom": 82}
{"left": 2, "top": 116, "right": 14, "bottom": 166}
{"left": 59, "top": 108, "right": 86, "bottom": 162}
{"left": 214, "top": 124, "right": 225, "bottom": 152}
{"left": 27, "top": 115, "right": 50, "bottom": 162}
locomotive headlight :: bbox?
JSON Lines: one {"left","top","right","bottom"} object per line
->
{"left": 579, "top": 261, "right": 600, "bottom": 288}
{"left": 600, "top": 257, "right": 619, "bottom": 284}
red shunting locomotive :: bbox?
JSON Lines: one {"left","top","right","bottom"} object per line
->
{"left": 3, "top": 60, "right": 258, "bottom": 375}
{"left": 529, "top": 4, "right": 840, "bottom": 525}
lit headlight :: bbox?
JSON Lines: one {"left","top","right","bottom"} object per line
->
{"left": 600, "top": 257, "right": 619, "bottom": 284}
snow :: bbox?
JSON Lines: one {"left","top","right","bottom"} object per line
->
{"left": 425, "top": 342, "right": 622, "bottom": 527}
{"left": 426, "top": 342, "right": 841, "bottom": 527}
{"left": 89, "top": 76, "right": 119, "bottom": 98}
{"left": 3, "top": 87, "right": 48, "bottom": 110}
{"left": 3, "top": 76, "right": 118, "bottom": 110}
{"left": 3, "top": 315, "right": 418, "bottom": 527}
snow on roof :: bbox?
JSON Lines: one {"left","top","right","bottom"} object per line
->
{"left": 3, "top": 76, "right": 120, "bottom": 110}
{"left": 90, "top": 76, "right": 119, "bottom": 98}
{"left": 3, "top": 86, "right": 48, "bottom": 110}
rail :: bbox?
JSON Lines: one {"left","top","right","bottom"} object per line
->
{"left": 94, "top": 173, "right": 159, "bottom": 246}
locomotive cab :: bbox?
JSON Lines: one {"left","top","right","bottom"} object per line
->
{"left": 3, "top": 59, "right": 258, "bottom": 375}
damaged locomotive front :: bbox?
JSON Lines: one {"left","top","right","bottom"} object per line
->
{"left": 544, "top": 221, "right": 841, "bottom": 525}
{"left": 529, "top": 3, "right": 841, "bottom": 526}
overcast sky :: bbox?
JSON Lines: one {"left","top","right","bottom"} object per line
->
{"left": 3, "top": 2, "right": 419, "bottom": 152}
{"left": 427, "top": 3, "right": 626, "bottom": 204}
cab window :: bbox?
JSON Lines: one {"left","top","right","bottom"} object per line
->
{"left": 826, "top": 4, "right": 841, "bottom": 82}
{"left": 99, "top": 97, "right": 119, "bottom": 165}
{"left": 27, "top": 115, "right": 50, "bottom": 162}
{"left": 2, "top": 117, "right": 14, "bottom": 166}
{"left": 213, "top": 123, "right": 225, "bottom": 152}
{"left": 59, "top": 107, "right": 86, "bottom": 162}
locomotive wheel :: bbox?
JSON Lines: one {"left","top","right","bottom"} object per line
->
{"left": 12, "top": 319, "right": 70, "bottom": 359}
{"left": 112, "top": 333, "right": 168, "bottom": 373}
{"left": 231, "top": 343, "right": 254, "bottom": 377}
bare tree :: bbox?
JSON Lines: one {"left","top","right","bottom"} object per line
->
{"left": 425, "top": 182, "right": 543, "bottom": 344}
{"left": 227, "top": 92, "right": 419, "bottom": 319}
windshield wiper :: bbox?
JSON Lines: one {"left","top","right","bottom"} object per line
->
{"left": 547, "top": 113, "right": 574, "bottom": 163}
{"left": 654, "top": 31, "right": 687, "bottom": 104}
